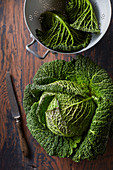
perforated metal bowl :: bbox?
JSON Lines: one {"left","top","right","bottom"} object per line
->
{"left": 24, "top": 0, "right": 112, "bottom": 59}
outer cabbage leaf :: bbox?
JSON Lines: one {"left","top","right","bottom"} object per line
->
{"left": 33, "top": 59, "right": 76, "bottom": 85}
{"left": 74, "top": 55, "right": 113, "bottom": 102}
{"left": 36, "top": 11, "right": 91, "bottom": 52}
{"left": 66, "top": 0, "right": 100, "bottom": 33}
{"left": 23, "top": 84, "right": 42, "bottom": 115}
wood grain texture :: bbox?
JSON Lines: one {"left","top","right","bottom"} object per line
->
{"left": 0, "top": 0, "right": 113, "bottom": 169}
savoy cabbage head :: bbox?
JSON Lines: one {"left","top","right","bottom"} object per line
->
{"left": 23, "top": 55, "right": 113, "bottom": 162}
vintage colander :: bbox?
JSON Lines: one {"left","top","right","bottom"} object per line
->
{"left": 24, "top": 0, "right": 112, "bottom": 59}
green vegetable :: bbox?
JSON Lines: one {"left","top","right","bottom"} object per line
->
{"left": 66, "top": 0, "right": 100, "bottom": 33}
{"left": 36, "top": 11, "right": 91, "bottom": 52}
{"left": 36, "top": 0, "right": 100, "bottom": 52}
{"left": 23, "top": 55, "right": 113, "bottom": 162}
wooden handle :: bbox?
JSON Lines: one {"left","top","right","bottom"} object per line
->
{"left": 16, "top": 120, "right": 29, "bottom": 157}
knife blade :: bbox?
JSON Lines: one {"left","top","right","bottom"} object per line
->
{"left": 6, "top": 72, "right": 20, "bottom": 119}
{"left": 6, "top": 72, "right": 29, "bottom": 157}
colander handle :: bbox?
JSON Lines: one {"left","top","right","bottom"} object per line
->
{"left": 26, "top": 39, "right": 50, "bottom": 59}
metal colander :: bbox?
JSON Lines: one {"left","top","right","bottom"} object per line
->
{"left": 24, "top": 0, "right": 112, "bottom": 59}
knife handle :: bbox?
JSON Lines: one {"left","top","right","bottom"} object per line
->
{"left": 16, "top": 119, "right": 29, "bottom": 157}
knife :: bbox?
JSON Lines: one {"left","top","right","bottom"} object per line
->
{"left": 6, "top": 72, "right": 29, "bottom": 157}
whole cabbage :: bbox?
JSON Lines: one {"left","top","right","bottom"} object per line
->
{"left": 23, "top": 55, "right": 113, "bottom": 162}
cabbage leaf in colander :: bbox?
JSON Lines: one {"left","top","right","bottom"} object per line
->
{"left": 23, "top": 55, "right": 113, "bottom": 162}
{"left": 36, "top": 11, "right": 91, "bottom": 52}
{"left": 66, "top": 0, "right": 100, "bottom": 33}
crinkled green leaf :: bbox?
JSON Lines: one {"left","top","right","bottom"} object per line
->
{"left": 34, "top": 80, "right": 86, "bottom": 97}
{"left": 45, "top": 92, "right": 95, "bottom": 137}
{"left": 23, "top": 84, "right": 41, "bottom": 115}
{"left": 66, "top": 0, "right": 100, "bottom": 33}
{"left": 33, "top": 59, "right": 77, "bottom": 85}
{"left": 36, "top": 11, "right": 91, "bottom": 52}
{"left": 33, "top": 60, "right": 66, "bottom": 85}
{"left": 36, "top": 92, "right": 55, "bottom": 125}
{"left": 74, "top": 55, "right": 113, "bottom": 102}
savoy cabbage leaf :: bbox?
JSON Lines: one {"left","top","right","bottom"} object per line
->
{"left": 23, "top": 55, "right": 113, "bottom": 162}
{"left": 66, "top": 0, "right": 100, "bottom": 33}
{"left": 36, "top": 11, "right": 91, "bottom": 52}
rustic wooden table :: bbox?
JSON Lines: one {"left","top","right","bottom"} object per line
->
{"left": 0, "top": 0, "right": 113, "bottom": 169}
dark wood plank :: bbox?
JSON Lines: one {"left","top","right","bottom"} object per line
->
{"left": 0, "top": 0, "right": 113, "bottom": 169}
